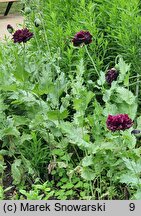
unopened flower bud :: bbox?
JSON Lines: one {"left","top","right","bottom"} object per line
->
{"left": 7, "top": 24, "right": 14, "bottom": 34}
{"left": 34, "top": 18, "right": 41, "bottom": 27}
{"left": 105, "top": 67, "right": 119, "bottom": 85}
{"left": 24, "top": 7, "right": 31, "bottom": 14}
{"left": 115, "top": 64, "right": 119, "bottom": 70}
{"left": 131, "top": 129, "right": 141, "bottom": 135}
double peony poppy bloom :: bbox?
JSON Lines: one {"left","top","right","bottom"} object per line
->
{"left": 106, "top": 114, "right": 133, "bottom": 132}
{"left": 105, "top": 68, "right": 119, "bottom": 85}
{"left": 72, "top": 30, "right": 92, "bottom": 47}
{"left": 12, "top": 28, "right": 33, "bottom": 43}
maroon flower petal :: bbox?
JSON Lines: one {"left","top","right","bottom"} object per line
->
{"left": 12, "top": 28, "right": 33, "bottom": 43}
{"left": 72, "top": 30, "right": 92, "bottom": 47}
{"left": 105, "top": 68, "right": 119, "bottom": 85}
{"left": 106, "top": 114, "right": 133, "bottom": 132}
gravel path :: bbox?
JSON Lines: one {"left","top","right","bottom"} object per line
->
{"left": 0, "top": 14, "right": 23, "bottom": 41}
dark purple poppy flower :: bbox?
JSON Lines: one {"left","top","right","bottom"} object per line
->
{"left": 12, "top": 28, "right": 33, "bottom": 43}
{"left": 106, "top": 114, "right": 133, "bottom": 132}
{"left": 7, "top": 24, "right": 14, "bottom": 34}
{"left": 105, "top": 68, "right": 119, "bottom": 85}
{"left": 72, "top": 30, "right": 92, "bottom": 47}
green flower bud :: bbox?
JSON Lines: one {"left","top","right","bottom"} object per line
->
{"left": 115, "top": 64, "right": 120, "bottom": 70}
{"left": 24, "top": 7, "right": 32, "bottom": 14}
{"left": 34, "top": 18, "right": 42, "bottom": 27}
{"left": 7, "top": 24, "right": 14, "bottom": 34}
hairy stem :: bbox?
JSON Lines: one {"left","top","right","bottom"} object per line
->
{"left": 85, "top": 46, "right": 99, "bottom": 76}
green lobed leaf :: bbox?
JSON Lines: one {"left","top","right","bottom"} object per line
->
{"left": 122, "top": 131, "right": 136, "bottom": 148}
{"left": 122, "top": 158, "right": 141, "bottom": 174}
{"left": 103, "top": 103, "right": 118, "bottom": 116}
{"left": 59, "top": 122, "right": 91, "bottom": 148}
{"left": 116, "top": 87, "right": 136, "bottom": 105}
{"left": 118, "top": 57, "right": 130, "bottom": 83}
{"left": 97, "top": 71, "right": 105, "bottom": 86}
{"left": 1, "top": 127, "right": 20, "bottom": 138}
{"left": 81, "top": 167, "right": 96, "bottom": 181}
{"left": 82, "top": 155, "right": 93, "bottom": 167}
{"left": 11, "top": 159, "right": 22, "bottom": 185}
{"left": 116, "top": 102, "right": 137, "bottom": 120}
{"left": 120, "top": 173, "right": 141, "bottom": 186}
{"left": 137, "top": 116, "right": 141, "bottom": 129}
{"left": 47, "top": 110, "right": 68, "bottom": 120}
{"left": 133, "top": 190, "right": 141, "bottom": 200}
{"left": 61, "top": 183, "right": 74, "bottom": 189}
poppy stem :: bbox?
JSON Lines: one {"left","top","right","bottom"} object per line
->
{"left": 22, "top": 43, "right": 26, "bottom": 82}
{"left": 135, "top": 73, "right": 139, "bottom": 100}
{"left": 85, "top": 46, "right": 99, "bottom": 76}
{"left": 129, "top": 80, "right": 141, "bottom": 86}
{"left": 38, "top": 13, "right": 51, "bottom": 57}
{"left": 129, "top": 74, "right": 141, "bottom": 79}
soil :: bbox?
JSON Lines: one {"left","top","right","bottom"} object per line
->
{"left": 2, "top": 156, "right": 16, "bottom": 199}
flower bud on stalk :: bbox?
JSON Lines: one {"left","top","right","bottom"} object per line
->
{"left": 7, "top": 24, "right": 14, "bottom": 34}
{"left": 34, "top": 18, "right": 42, "bottom": 27}
{"left": 105, "top": 68, "right": 119, "bottom": 85}
{"left": 131, "top": 130, "right": 141, "bottom": 137}
{"left": 105, "top": 67, "right": 119, "bottom": 85}
{"left": 24, "top": 7, "right": 32, "bottom": 14}
{"left": 131, "top": 129, "right": 141, "bottom": 134}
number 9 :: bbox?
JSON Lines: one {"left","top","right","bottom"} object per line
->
{"left": 129, "top": 203, "right": 135, "bottom": 211}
